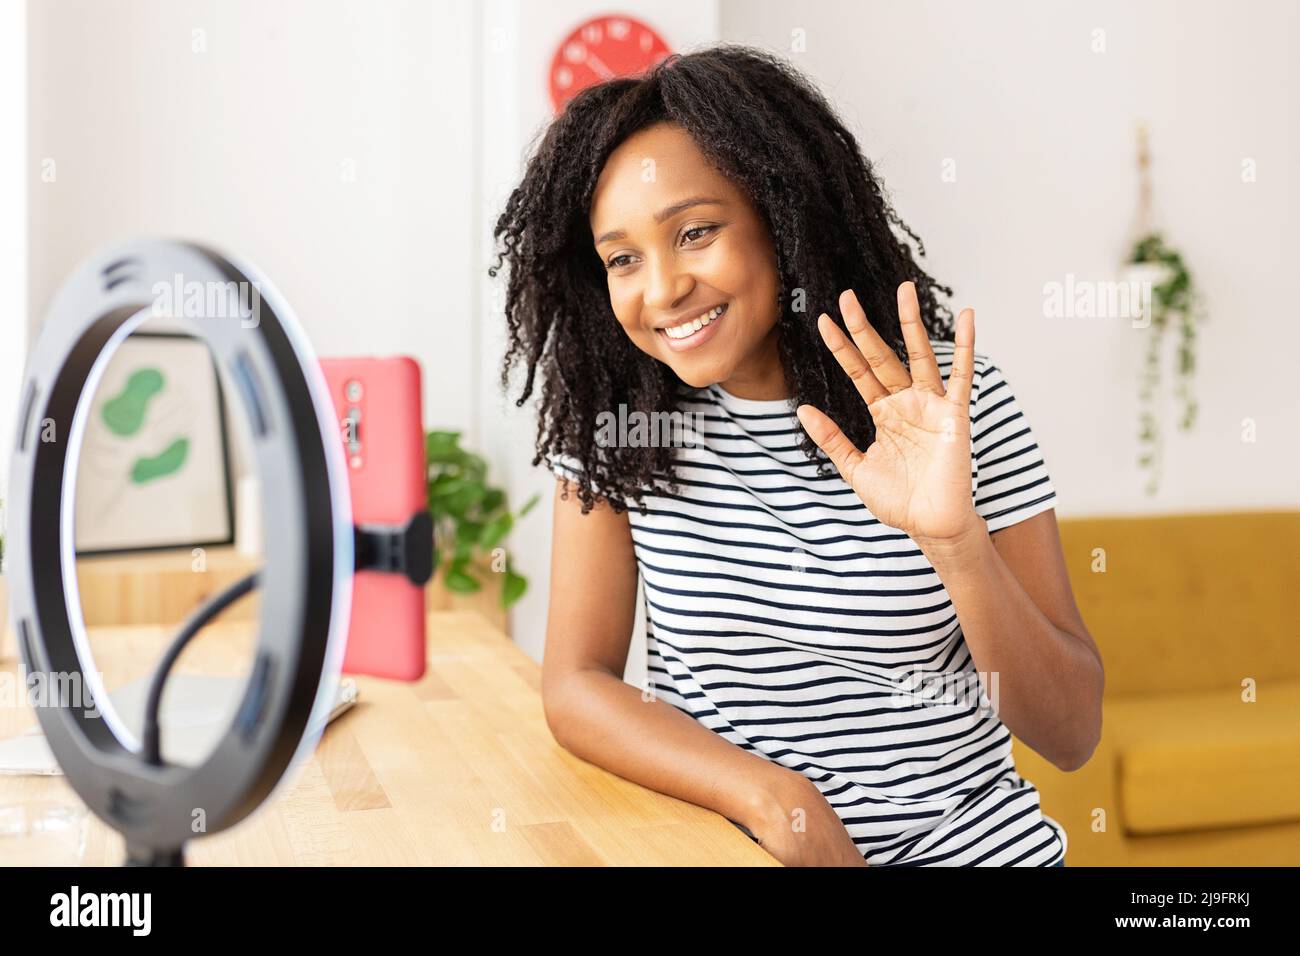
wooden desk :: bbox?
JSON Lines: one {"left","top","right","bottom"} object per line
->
{"left": 0, "top": 611, "right": 776, "bottom": 866}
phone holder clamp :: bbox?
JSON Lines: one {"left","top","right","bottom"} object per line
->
{"left": 353, "top": 512, "right": 435, "bottom": 587}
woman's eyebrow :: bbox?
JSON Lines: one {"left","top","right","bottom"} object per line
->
{"left": 594, "top": 196, "right": 725, "bottom": 246}
{"left": 654, "top": 196, "right": 724, "bottom": 223}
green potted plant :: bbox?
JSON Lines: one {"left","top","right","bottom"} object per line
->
{"left": 1127, "top": 232, "right": 1201, "bottom": 495}
{"left": 425, "top": 431, "right": 538, "bottom": 610}
{"left": 1123, "top": 125, "right": 1204, "bottom": 496}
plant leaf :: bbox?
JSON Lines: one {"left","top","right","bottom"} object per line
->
{"left": 456, "top": 520, "right": 484, "bottom": 545}
{"left": 480, "top": 488, "right": 505, "bottom": 514}
{"left": 443, "top": 482, "right": 486, "bottom": 519}
{"left": 461, "top": 453, "right": 488, "bottom": 484}
{"left": 426, "top": 430, "right": 463, "bottom": 464}
{"left": 429, "top": 474, "right": 467, "bottom": 498}
{"left": 444, "top": 558, "right": 481, "bottom": 593}
{"left": 480, "top": 512, "right": 513, "bottom": 549}
{"left": 501, "top": 569, "right": 527, "bottom": 608}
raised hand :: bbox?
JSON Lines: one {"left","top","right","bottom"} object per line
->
{"left": 795, "top": 282, "right": 982, "bottom": 546}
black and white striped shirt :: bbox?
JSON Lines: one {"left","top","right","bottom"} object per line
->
{"left": 550, "top": 342, "right": 1067, "bottom": 866}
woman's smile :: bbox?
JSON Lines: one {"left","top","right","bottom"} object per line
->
{"left": 658, "top": 302, "right": 727, "bottom": 351}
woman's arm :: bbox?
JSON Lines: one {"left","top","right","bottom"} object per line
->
{"left": 914, "top": 510, "right": 1103, "bottom": 772}
{"left": 541, "top": 477, "right": 866, "bottom": 866}
{"left": 796, "top": 284, "right": 1103, "bottom": 773}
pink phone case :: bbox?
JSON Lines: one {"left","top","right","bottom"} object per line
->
{"left": 319, "top": 356, "right": 427, "bottom": 681}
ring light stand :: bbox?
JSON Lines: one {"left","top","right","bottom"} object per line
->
{"left": 7, "top": 239, "right": 361, "bottom": 866}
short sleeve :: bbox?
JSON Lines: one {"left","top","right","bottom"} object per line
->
{"left": 970, "top": 359, "right": 1058, "bottom": 533}
{"left": 545, "top": 450, "right": 588, "bottom": 488}
{"left": 544, "top": 449, "right": 629, "bottom": 509}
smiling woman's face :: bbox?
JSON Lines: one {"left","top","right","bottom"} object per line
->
{"left": 590, "top": 122, "right": 785, "bottom": 398}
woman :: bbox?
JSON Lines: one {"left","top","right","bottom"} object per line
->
{"left": 493, "top": 45, "right": 1102, "bottom": 866}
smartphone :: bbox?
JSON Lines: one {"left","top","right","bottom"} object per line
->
{"left": 319, "top": 356, "right": 427, "bottom": 680}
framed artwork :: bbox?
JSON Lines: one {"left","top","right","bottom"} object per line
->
{"left": 73, "top": 332, "right": 235, "bottom": 555}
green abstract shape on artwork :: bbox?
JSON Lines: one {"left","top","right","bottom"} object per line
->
{"left": 131, "top": 437, "right": 189, "bottom": 484}
{"left": 101, "top": 367, "right": 165, "bottom": 436}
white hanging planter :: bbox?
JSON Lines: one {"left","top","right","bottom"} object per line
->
{"left": 1120, "top": 260, "right": 1176, "bottom": 328}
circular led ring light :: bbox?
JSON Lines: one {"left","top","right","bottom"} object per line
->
{"left": 6, "top": 238, "right": 353, "bottom": 865}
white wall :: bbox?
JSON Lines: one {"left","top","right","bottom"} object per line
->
{"left": 501, "top": 0, "right": 1300, "bottom": 661}
{"left": 720, "top": 0, "right": 1300, "bottom": 516}
{"left": 1, "top": 0, "right": 27, "bottom": 542}
{"left": 27, "top": 0, "right": 478, "bottom": 435}
{"left": 25, "top": 0, "right": 720, "bottom": 664}
{"left": 24, "top": 1, "right": 1297, "bottom": 667}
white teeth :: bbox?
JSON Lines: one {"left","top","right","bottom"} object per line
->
{"left": 664, "top": 305, "right": 725, "bottom": 339}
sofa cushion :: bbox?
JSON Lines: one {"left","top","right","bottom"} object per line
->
{"left": 1106, "top": 680, "right": 1300, "bottom": 834}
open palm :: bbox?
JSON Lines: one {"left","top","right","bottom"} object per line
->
{"left": 795, "top": 282, "right": 981, "bottom": 544}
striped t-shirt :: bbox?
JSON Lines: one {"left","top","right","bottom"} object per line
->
{"left": 549, "top": 342, "right": 1067, "bottom": 866}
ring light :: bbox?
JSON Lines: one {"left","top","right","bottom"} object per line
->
{"left": 5, "top": 238, "right": 354, "bottom": 865}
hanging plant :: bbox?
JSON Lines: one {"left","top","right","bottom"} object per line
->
{"left": 1127, "top": 232, "right": 1201, "bottom": 495}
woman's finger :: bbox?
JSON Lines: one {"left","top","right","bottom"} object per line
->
{"left": 838, "top": 288, "right": 911, "bottom": 394}
{"left": 945, "top": 308, "right": 976, "bottom": 409}
{"left": 897, "top": 281, "right": 944, "bottom": 395}
{"left": 817, "top": 313, "right": 888, "bottom": 407}
{"left": 795, "top": 403, "right": 866, "bottom": 484}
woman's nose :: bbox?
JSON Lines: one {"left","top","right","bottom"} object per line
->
{"left": 642, "top": 254, "right": 694, "bottom": 313}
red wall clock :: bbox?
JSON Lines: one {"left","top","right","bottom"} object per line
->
{"left": 548, "top": 15, "right": 672, "bottom": 114}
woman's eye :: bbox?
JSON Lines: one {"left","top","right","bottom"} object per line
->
{"left": 681, "top": 225, "right": 718, "bottom": 245}
{"left": 605, "top": 254, "right": 635, "bottom": 271}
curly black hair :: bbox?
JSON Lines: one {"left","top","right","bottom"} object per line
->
{"left": 492, "top": 44, "right": 955, "bottom": 515}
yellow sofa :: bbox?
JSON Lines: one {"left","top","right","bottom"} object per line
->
{"left": 1010, "top": 510, "right": 1300, "bottom": 866}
